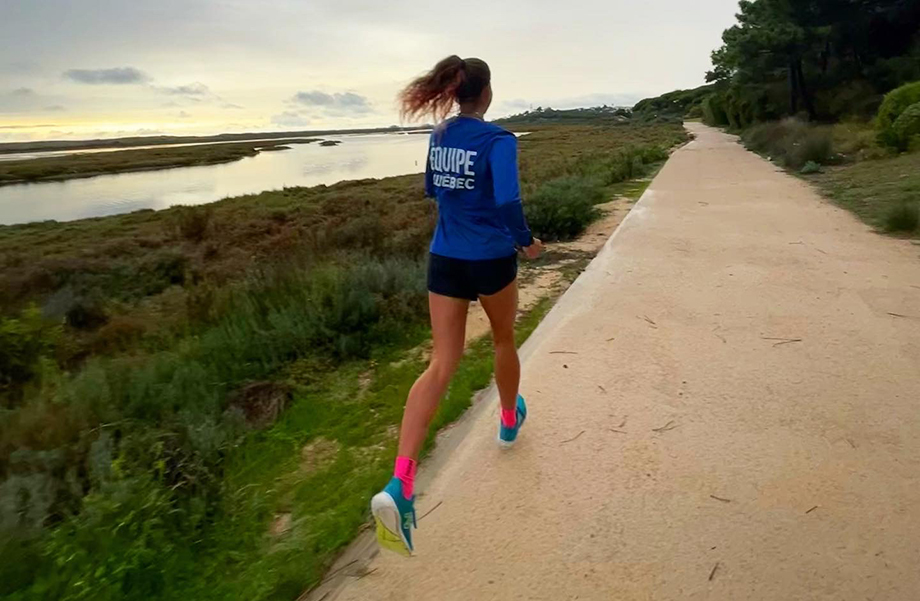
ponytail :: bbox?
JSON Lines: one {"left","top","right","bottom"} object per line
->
{"left": 399, "top": 55, "right": 491, "bottom": 122}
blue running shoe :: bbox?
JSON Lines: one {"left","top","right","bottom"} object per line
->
{"left": 371, "top": 477, "right": 416, "bottom": 556}
{"left": 498, "top": 395, "right": 527, "bottom": 448}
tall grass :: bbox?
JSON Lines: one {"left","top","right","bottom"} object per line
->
{"left": 743, "top": 118, "right": 834, "bottom": 169}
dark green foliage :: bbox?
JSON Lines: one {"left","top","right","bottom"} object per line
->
{"left": 706, "top": 0, "right": 920, "bottom": 122}
{"left": 495, "top": 105, "right": 631, "bottom": 126}
{"left": 632, "top": 86, "right": 715, "bottom": 121}
{"left": 877, "top": 82, "right": 920, "bottom": 132}
{"left": 885, "top": 202, "right": 920, "bottom": 233}
{"left": 702, "top": 94, "right": 730, "bottom": 126}
{"left": 525, "top": 177, "right": 603, "bottom": 241}
{"left": 891, "top": 102, "right": 920, "bottom": 152}
{"left": 0, "top": 307, "right": 59, "bottom": 405}
{"left": 876, "top": 82, "right": 920, "bottom": 150}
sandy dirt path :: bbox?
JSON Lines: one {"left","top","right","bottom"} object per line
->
{"left": 328, "top": 123, "right": 920, "bottom": 600}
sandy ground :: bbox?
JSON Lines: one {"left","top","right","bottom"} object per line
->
{"left": 464, "top": 197, "right": 634, "bottom": 343}
{"left": 316, "top": 124, "right": 920, "bottom": 600}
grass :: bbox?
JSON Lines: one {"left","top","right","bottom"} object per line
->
{"left": 0, "top": 121, "right": 688, "bottom": 601}
{"left": 0, "top": 139, "right": 319, "bottom": 185}
{"left": 808, "top": 150, "right": 920, "bottom": 238}
{"left": 736, "top": 117, "right": 920, "bottom": 241}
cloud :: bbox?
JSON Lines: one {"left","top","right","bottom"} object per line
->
{"left": 160, "top": 82, "right": 210, "bottom": 97}
{"left": 271, "top": 111, "right": 311, "bottom": 127}
{"left": 176, "top": 111, "right": 192, "bottom": 119}
{"left": 291, "top": 90, "right": 372, "bottom": 114}
{"left": 221, "top": 102, "right": 244, "bottom": 110}
{"left": 0, "top": 123, "right": 60, "bottom": 129}
{"left": 11, "top": 87, "right": 36, "bottom": 97}
{"left": 64, "top": 67, "right": 150, "bottom": 85}
{"left": 44, "top": 105, "right": 66, "bottom": 112}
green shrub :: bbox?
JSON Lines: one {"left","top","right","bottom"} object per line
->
{"left": 702, "top": 94, "right": 729, "bottom": 126}
{"left": 525, "top": 177, "right": 603, "bottom": 241}
{"left": 788, "top": 128, "right": 833, "bottom": 169}
{"left": 890, "top": 102, "right": 920, "bottom": 152}
{"left": 171, "top": 205, "right": 213, "bottom": 242}
{"left": 885, "top": 202, "right": 920, "bottom": 233}
{"left": 32, "top": 476, "right": 191, "bottom": 601}
{"left": 685, "top": 104, "right": 703, "bottom": 119}
{"left": 742, "top": 119, "right": 833, "bottom": 169}
{"left": 800, "top": 161, "right": 822, "bottom": 174}
{"left": 877, "top": 81, "right": 920, "bottom": 148}
{"left": 0, "top": 307, "right": 60, "bottom": 404}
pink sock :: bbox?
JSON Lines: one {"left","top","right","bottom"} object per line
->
{"left": 394, "top": 456, "right": 417, "bottom": 499}
{"left": 501, "top": 407, "right": 517, "bottom": 428}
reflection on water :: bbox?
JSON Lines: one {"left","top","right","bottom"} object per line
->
{"left": 0, "top": 133, "right": 430, "bottom": 225}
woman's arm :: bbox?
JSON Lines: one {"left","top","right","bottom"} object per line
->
{"left": 489, "top": 136, "right": 534, "bottom": 248}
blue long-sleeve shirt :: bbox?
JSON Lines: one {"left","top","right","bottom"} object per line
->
{"left": 425, "top": 116, "right": 533, "bottom": 260}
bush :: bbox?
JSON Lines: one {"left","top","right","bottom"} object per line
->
{"left": 742, "top": 119, "right": 833, "bottom": 169}
{"left": 171, "top": 205, "right": 213, "bottom": 242}
{"left": 788, "top": 128, "right": 833, "bottom": 169}
{"left": 800, "top": 161, "right": 822, "bottom": 174}
{"left": 885, "top": 202, "right": 920, "bottom": 233}
{"left": 877, "top": 81, "right": 920, "bottom": 148}
{"left": 0, "top": 307, "right": 60, "bottom": 403}
{"left": 702, "top": 94, "right": 729, "bottom": 126}
{"left": 525, "top": 177, "right": 603, "bottom": 241}
{"left": 890, "top": 102, "right": 920, "bottom": 152}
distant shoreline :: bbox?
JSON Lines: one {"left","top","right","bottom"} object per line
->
{"left": 0, "top": 126, "right": 433, "bottom": 156}
{"left": 0, "top": 138, "right": 321, "bottom": 187}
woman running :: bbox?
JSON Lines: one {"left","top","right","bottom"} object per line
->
{"left": 371, "top": 55, "right": 543, "bottom": 556}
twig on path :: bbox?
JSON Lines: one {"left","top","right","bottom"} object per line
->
{"left": 710, "top": 495, "right": 732, "bottom": 503}
{"left": 709, "top": 562, "right": 720, "bottom": 581}
{"left": 652, "top": 420, "right": 678, "bottom": 433}
{"left": 805, "top": 505, "right": 819, "bottom": 514}
{"left": 598, "top": 385, "right": 607, "bottom": 393}
{"left": 789, "top": 241, "right": 805, "bottom": 245}
{"left": 642, "top": 315, "right": 658, "bottom": 328}
{"left": 888, "top": 312, "right": 918, "bottom": 319}
{"left": 355, "top": 568, "right": 378, "bottom": 581}
{"left": 713, "top": 326, "right": 727, "bottom": 343}
{"left": 606, "top": 336, "right": 616, "bottom": 342}
{"left": 761, "top": 336, "right": 803, "bottom": 347}
{"left": 318, "top": 559, "right": 359, "bottom": 585}
{"left": 560, "top": 430, "right": 586, "bottom": 444}
{"left": 550, "top": 351, "right": 579, "bottom": 355}
{"left": 608, "top": 429, "right": 627, "bottom": 434}
{"left": 813, "top": 246, "right": 828, "bottom": 255}
{"left": 845, "top": 438, "right": 857, "bottom": 449}
{"left": 618, "top": 416, "right": 628, "bottom": 428}
{"left": 418, "top": 501, "right": 443, "bottom": 521}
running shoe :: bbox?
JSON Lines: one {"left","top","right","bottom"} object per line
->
{"left": 498, "top": 394, "right": 527, "bottom": 448}
{"left": 371, "top": 477, "right": 416, "bottom": 556}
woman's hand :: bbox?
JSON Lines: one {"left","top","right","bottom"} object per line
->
{"left": 522, "top": 238, "right": 544, "bottom": 260}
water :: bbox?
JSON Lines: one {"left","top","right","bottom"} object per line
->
{"left": 0, "top": 133, "right": 431, "bottom": 225}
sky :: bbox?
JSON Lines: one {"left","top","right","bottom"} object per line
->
{"left": 0, "top": 0, "right": 739, "bottom": 142}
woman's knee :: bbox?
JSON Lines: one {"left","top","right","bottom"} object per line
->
{"left": 428, "top": 354, "right": 460, "bottom": 384}
{"left": 492, "top": 326, "right": 516, "bottom": 348}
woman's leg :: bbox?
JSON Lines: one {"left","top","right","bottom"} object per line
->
{"left": 478, "top": 280, "right": 519, "bottom": 414}
{"left": 396, "top": 292, "right": 469, "bottom": 460}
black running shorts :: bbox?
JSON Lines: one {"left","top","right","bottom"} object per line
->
{"left": 427, "top": 253, "right": 518, "bottom": 301}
